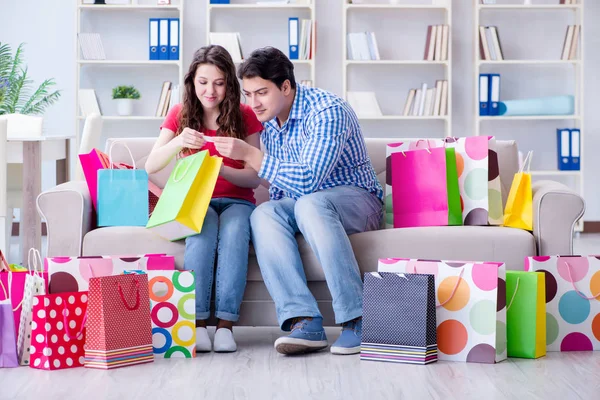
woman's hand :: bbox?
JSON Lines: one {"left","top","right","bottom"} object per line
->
{"left": 177, "top": 127, "right": 205, "bottom": 150}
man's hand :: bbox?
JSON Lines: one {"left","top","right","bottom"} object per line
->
{"left": 212, "top": 136, "right": 265, "bottom": 173}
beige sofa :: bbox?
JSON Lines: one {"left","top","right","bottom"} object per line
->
{"left": 37, "top": 138, "right": 585, "bottom": 326}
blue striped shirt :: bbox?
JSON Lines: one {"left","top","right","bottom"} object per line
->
{"left": 258, "top": 84, "right": 384, "bottom": 202}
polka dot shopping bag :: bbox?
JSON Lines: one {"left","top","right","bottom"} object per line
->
{"left": 29, "top": 291, "right": 88, "bottom": 370}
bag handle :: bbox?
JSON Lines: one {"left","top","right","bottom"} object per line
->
{"left": 27, "top": 248, "right": 43, "bottom": 277}
{"left": 566, "top": 262, "right": 600, "bottom": 300}
{"left": 6, "top": 270, "right": 25, "bottom": 311}
{"left": 172, "top": 157, "right": 194, "bottom": 183}
{"left": 0, "top": 279, "right": 8, "bottom": 300}
{"left": 436, "top": 268, "right": 465, "bottom": 308}
{"left": 117, "top": 279, "right": 141, "bottom": 311}
{"left": 108, "top": 141, "right": 136, "bottom": 170}
{"left": 519, "top": 151, "right": 533, "bottom": 174}
{"left": 506, "top": 277, "right": 520, "bottom": 311}
{"left": 62, "top": 302, "right": 88, "bottom": 340}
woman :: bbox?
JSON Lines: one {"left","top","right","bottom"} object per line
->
{"left": 145, "top": 45, "right": 263, "bottom": 353}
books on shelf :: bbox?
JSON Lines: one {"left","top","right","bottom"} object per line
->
{"left": 78, "top": 33, "right": 106, "bottom": 60}
{"left": 347, "top": 32, "right": 380, "bottom": 61}
{"left": 156, "top": 81, "right": 178, "bottom": 117}
{"left": 79, "top": 89, "right": 102, "bottom": 116}
{"left": 288, "top": 18, "right": 314, "bottom": 61}
{"left": 423, "top": 25, "right": 449, "bottom": 62}
{"left": 346, "top": 91, "right": 382, "bottom": 117}
{"left": 479, "top": 26, "right": 503, "bottom": 61}
{"left": 209, "top": 32, "right": 244, "bottom": 62}
{"left": 402, "top": 80, "right": 448, "bottom": 117}
{"left": 479, "top": 0, "right": 497, "bottom": 4}
{"left": 560, "top": 0, "right": 578, "bottom": 4}
{"left": 561, "top": 25, "right": 580, "bottom": 60}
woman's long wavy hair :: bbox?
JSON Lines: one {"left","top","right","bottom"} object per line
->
{"left": 177, "top": 45, "right": 246, "bottom": 147}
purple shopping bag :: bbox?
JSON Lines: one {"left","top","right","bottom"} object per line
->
{"left": 0, "top": 280, "right": 19, "bottom": 368}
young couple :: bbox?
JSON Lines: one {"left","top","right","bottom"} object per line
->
{"left": 145, "top": 45, "right": 383, "bottom": 356}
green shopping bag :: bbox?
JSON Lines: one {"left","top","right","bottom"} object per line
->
{"left": 506, "top": 271, "right": 546, "bottom": 359}
{"left": 445, "top": 147, "right": 462, "bottom": 226}
{"left": 146, "top": 150, "right": 222, "bottom": 241}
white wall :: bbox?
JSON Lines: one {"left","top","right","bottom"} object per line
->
{"left": 1, "top": 0, "right": 598, "bottom": 220}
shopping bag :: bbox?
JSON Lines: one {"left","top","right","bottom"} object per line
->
{"left": 97, "top": 141, "right": 149, "bottom": 227}
{"left": 503, "top": 150, "right": 533, "bottom": 231}
{"left": 361, "top": 272, "right": 437, "bottom": 365}
{"left": 0, "top": 280, "right": 19, "bottom": 368}
{"left": 29, "top": 291, "right": 88, "bottom": 370}
{"left": 146, "top": 150, "right": 222, "bottom": 241}
{"left": 391, "top": 146, "right": 462, "bottom": 228}
{"left": 85, "top": 274, "right": 153, "bottom": 369}
{"left": 379, "top": 258, "right": 507, "bottom": 363}
{"left": 525, "top": 255, "right": 600, "bottom": 351}
{"left": 487, "top": 137, "right": 504, "bottom": 225}
{"left": 79, "top": 148, "right": 111, "bottom": 212}
{"left": 114, "top": 161, "right": 163, "bottom": 215}
{"left": 45, "top": 254, "right": 175, "bottom": 294}
{"left": 445, "top": 136, "right": 490, "bottom": 226}
{"left": 506, "top": 271, "right": 546, "bottom": 358}
{"left": 16, "top": 249, "right": 47, "bottom": 365}
{"left": 125, "top": 270, "right": 196, "bottom": 358}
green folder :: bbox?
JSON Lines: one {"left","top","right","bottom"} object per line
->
{"left": 506, "top": 271, "right": 546, "bottom": 359}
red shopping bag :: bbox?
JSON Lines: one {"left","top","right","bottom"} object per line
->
{"left": 29, "top": 291, "right": 88, "bottom": 370}
{"left": 84, "top": 274, "right": 153, "bottom": 369}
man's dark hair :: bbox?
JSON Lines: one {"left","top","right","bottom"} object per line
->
{"left": 238, "top": 47, "right": 296, "bottom": 90}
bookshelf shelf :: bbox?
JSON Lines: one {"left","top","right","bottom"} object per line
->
{"left": 79, "top": 5, "right": 181, "bottom": 11}
{"left": 343, "top": 0, "right": 452, "bottom": 136}
{"left": 77, "top": 60, "right": 181, "bottom": 66}
{"left": 474, "top": 0, "right": 584, "bottom": 231}
{"left": 207, "top": 1, "right": 315, "bottom": 85}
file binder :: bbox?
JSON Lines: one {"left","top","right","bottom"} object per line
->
{"left": 159, "top": 18, "right": 169, "bottom": 60}
{"left": 289, "top": 17, "right": 299, "bottom": 60}
{"left": 570, "top": 128, "right": 580, "bottom": 170}
{"left": 169, "top": 18, "right": 179, "bottom": 60}
{"left": 557, "top": 128, "right": 570, "bottom": 171}
{"left": 479, "top": 74, "right": 489, "bottom": 116}
{"left": 490, "top": 74, "right": 500, "bottom": 116}
{"left": 149, "top": 18, "right": 159, "bottom": 60}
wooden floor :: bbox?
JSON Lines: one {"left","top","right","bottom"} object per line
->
{"left": 3, "top": 235, "right": 600, "bottom": 400}
{"left": 2, "top": 326, "right": 600, "bottom": 400}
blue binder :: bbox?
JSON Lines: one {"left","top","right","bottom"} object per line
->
{"left": 149, "top": 18, "right": 159, "bottom": 60}
{"left": 557, "top": 128, "right": 571, "bottom": 171}
{"left": 570, "top": 128, "right": 580, "bottom": 170}
{"left": 489, "top": 74, "right": 500, "bottom": 116}
{"left": 169, "top": 18, "right": 180, "bottom": 60}
{"left": 159, "top": 18, "right": 169, "bottom": 60}
{"left": 288, "top": 17, "right": 299, "bottom": 60}
{"left": 479, "top": 74, "right": 489, "bottom": 116}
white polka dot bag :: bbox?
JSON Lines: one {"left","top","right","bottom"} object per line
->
{"left": 29, "top": 291, "right": 88, "bottom": 370}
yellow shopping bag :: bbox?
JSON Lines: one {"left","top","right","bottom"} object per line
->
{"left": 146, "top": 150, "right": 222, "bottom": 241}
{"left": 503, "top": 151, "right": 533, "bottom": 231}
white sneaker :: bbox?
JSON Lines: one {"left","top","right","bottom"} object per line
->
{"left": 195, "top": 327, "right": 212, "bottom": 352}
{"left": 213, "top": 328, "right": 237, "bottom": 353}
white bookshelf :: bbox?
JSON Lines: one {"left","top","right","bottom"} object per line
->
{"left": 342, "top": 0, "right": 452, "bottom": 136}
{"left": 74, "top": 0, "right": 185, "bottom": 162}
{"left": 473, "top": 0, "right": 584, "bottom": 231}
{"left": 206, "top": 1, "right": 316, "bottom": 85}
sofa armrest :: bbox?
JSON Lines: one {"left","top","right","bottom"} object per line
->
{"left": 533, "top": 180, "right": 585, "bottom": 256}
{"left": 36, "top": 180, "right": 94, "bottom": 257}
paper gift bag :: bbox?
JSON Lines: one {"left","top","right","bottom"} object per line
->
{"left": 79, "top": 148, "right": 111, "bottom": 212}
{"left": 487, "top": 137, "right": 504, "bottom": 225}
{"left": 506, "top": 271, "right": 546, "bottom": 359}
{"left": 85, "top": 274, "right": 153, "bottom": 369}
{"left": 379, "top": 258, "right": 507, "bottom": 363}
{"left": 391, "top": 146, "right": 462, "bottom": 228}
{"left": 114, "top": 162, "right": 163, "bottom": 215}
{"left": 46, "top": 254, "right": 175, "bottom": 294}
{"left": 445, "top": 136, "right": 490, "bottom": 226}
{"left": 361, "top": 272, "right": 437, "bottom": 365}
{"left": 503, "top": 150, "right": 533, "bottom": 231}
{"left": 146, "top": 150, "right": 222, "bottom": 241}
{"left": 525, "top": 255, "right": 600, "bottom": 351}
{"left": 0, "top": 280, "right": 19, "bottom": 368}
{"left": 16, "top": 249, "right": 47, "bottom": 366}
{"left": 29, "top": 291, "right": 88, "bottom": 370}
{"left": 125, "top": 270, "right": 196, "bottom": 358}
{"left": 97, "top": 141, "right": 149, "bottom": 227}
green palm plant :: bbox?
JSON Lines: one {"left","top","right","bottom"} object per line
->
{"left": 0, "top": 42, "right": 61, "bottom": 116}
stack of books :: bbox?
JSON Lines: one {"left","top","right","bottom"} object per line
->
{"left": 402, "top": 80, "right": 449, "bottom": 117}
{"left": 288, "top": 18, "right": 315, "bottom": 60}
{"left": 423, "top": 25, "right": 449, "bottom": 62}
{"left": 156, "top": 81, "right": 179, "bottom": 117}
{"left": 561, "top": 25, "right": 580, "bottom": 60}
{"left": 347, "top": 32, "right": 380, "bottom": 61}
{"left": 209, "top": 33, "right": 244, "bottom": 62}
{"left": 479, "top": 26, "right": 503, "bottom": 61}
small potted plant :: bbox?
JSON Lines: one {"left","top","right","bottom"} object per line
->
{"left": 112, "top": 85, "right": 140, "bottom": 116}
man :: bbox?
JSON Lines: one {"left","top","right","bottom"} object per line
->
{"left": 212, "top": 47, "right": 383, "bottom": 356}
